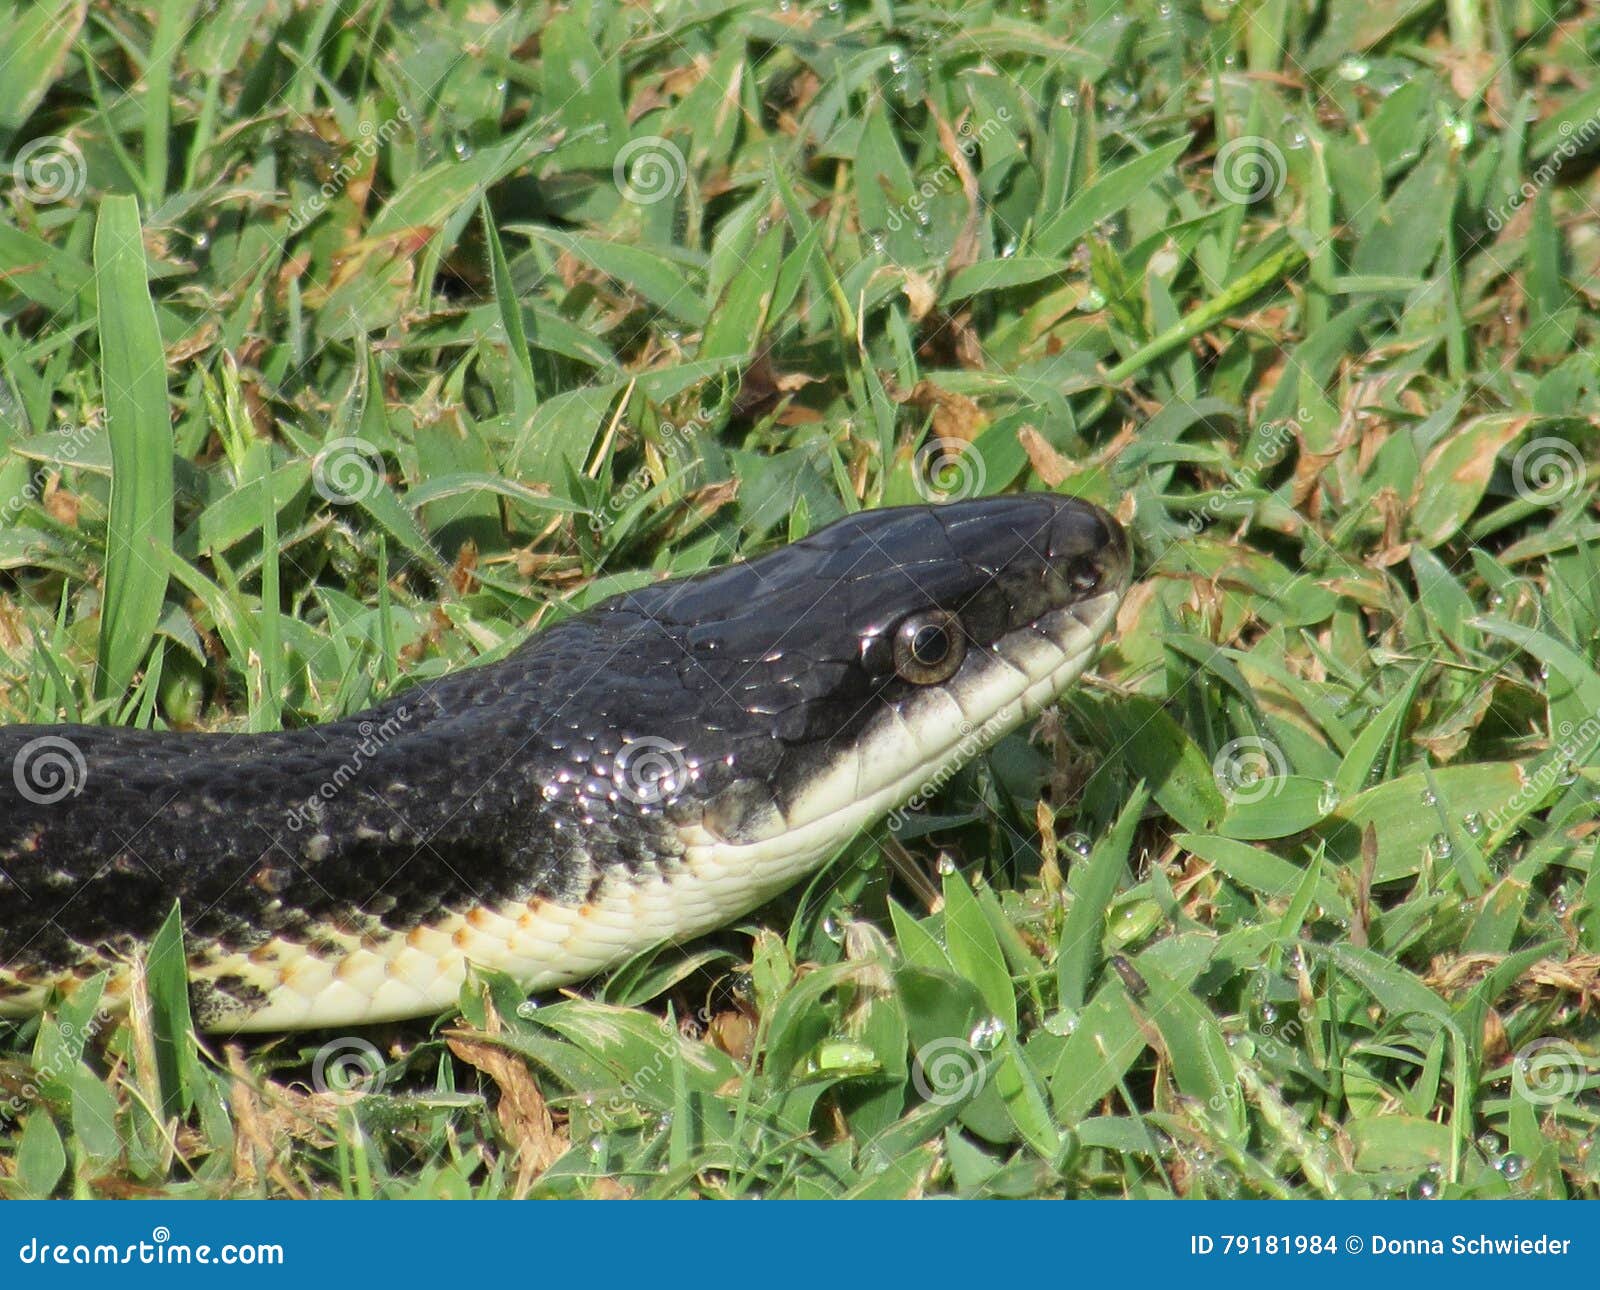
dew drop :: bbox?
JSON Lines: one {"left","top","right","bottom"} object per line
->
{"left": 1496, "top": 1153, "right": 1529, "bottom": 1181}
{"left": 1463, "top": 813, "right": 1485, "bottom": 837}
{"left": 935, "top": 854, "right": 957, "bottom": 876}
{"left": 1430, "top": 832, "right": 1454, "bottom": 860}
{"left": 1062, "top": 832, "right": 1092, "bottom": 858}
{"left": 968, "top": 1016, "right": 1006, "bottom": 1051}
{"left": 1336, "top": 56, "right": 1370, "bottom": 81}
{"left": 1043, "top": 1010, "right": 1080, "bottom": 1037}
{"left": 1420, "top": 788, "right": 1437, "bottom": 806}
{"left": 1317, "top": 782, "right": 1340, "bottom": 814}
{"left": 1413, "top": 1175, "right": 1439, "bottom": 1199}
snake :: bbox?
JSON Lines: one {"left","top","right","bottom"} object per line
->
{"left": 0, "top": 495, "right": 1129, "bottom": 1031}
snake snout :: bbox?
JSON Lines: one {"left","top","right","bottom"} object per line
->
{"left": 1040, "top": 495, "right": 1131, "bottom": 600}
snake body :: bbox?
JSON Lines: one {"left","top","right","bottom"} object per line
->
{"left": 0, "top": 496, "right": 1129, "bottom": 1030}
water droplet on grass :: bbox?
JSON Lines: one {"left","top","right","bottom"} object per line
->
{"left": 1043, "top": 1010, "right": 1079, "bottom": 1037}
{"left": 969, "top": 1016, "right": 1006, "bottom": 1051}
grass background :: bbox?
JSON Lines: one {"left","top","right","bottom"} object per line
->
{"left": 1, "top": 0, "right": 1598, "bottom": 1198}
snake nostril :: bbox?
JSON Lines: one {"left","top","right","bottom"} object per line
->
{"left": 1066, "top": 557, "right": 1101, "bottom": 594}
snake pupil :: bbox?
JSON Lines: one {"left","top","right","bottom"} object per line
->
{"left": 911, "top": 623, "right": 948, "bottom": 665}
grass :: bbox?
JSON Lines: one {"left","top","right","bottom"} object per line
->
{"left": 0, "top": 0, "right": 1598, "bottom": 1199}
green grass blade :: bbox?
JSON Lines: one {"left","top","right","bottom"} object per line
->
{"left": 92, "top": 195, "right": 174, "bottom": 702}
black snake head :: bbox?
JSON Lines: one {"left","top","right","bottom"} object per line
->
{"left": 577, "top": 494, "right": 1131, "bottom": 866}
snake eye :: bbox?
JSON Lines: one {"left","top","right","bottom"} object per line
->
{"left": 892, "top": 610, "right": 966, "bottom": 685}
